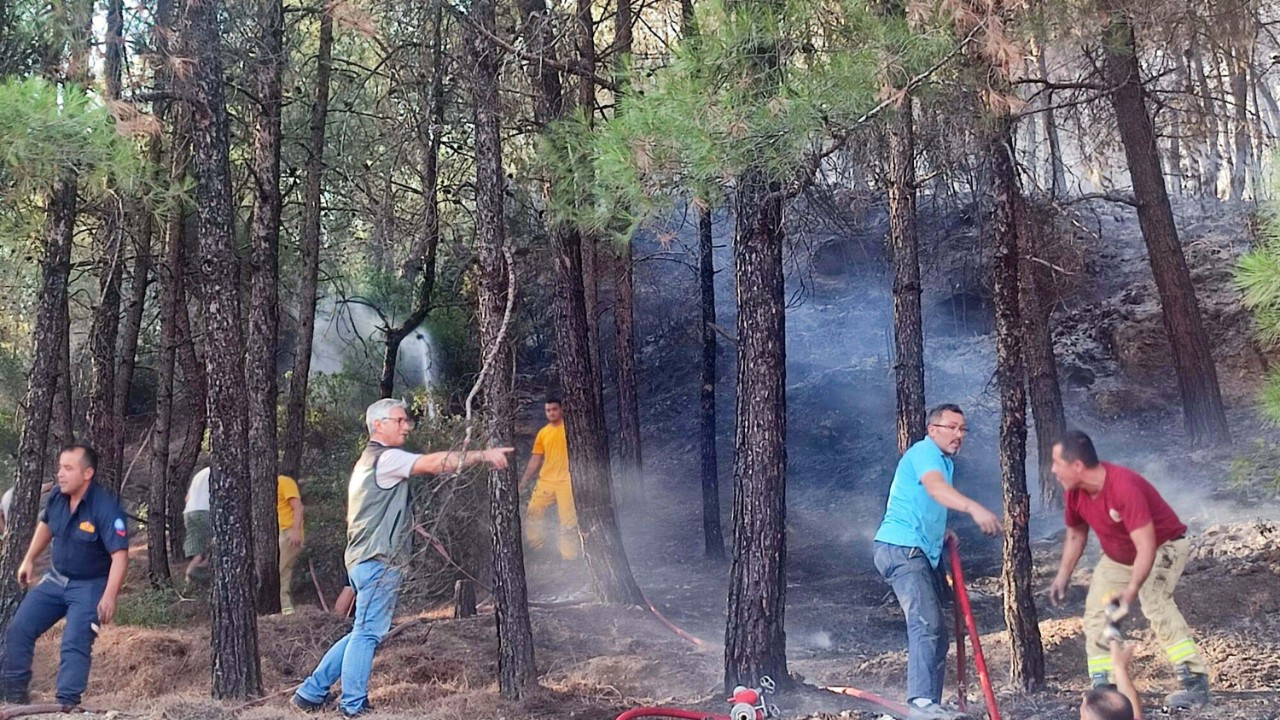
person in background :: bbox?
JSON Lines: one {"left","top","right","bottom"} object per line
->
{"left": 0, "top": 445, "right": 128, "bottom": 709}
{"left": 1, "top": 482, "right": 55, "bottom": 536}
{"left": 519, "top": 397, "right": 580, "bottom": 562}
{"left": 277, "top": 475, "right": 304, "bottom": 615}
{"left": 1079, "top": 640, "right": 1142, "bottom": 720}
{"left": 182, "top": 467, "right": 212, "bottom": 586}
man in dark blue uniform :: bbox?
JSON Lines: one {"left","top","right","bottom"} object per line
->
{"left": 0, "top": 444, "right": 129, "bottom": 708}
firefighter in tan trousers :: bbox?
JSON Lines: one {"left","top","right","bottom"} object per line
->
{"left": 519, "top": 397, "right": 580, "bottom": 560}
{"left": 1048, "top": 430, "right": 1211, "bottom": 710}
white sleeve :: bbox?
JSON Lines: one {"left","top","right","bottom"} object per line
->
{"left": 375, "top": 449, "right": 423, "bottom": 490}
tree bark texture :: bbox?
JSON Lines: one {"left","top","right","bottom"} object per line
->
{"left": 518, "top": 0, "right": 643, "bottom": 606}
{"left": 887, "top": 95, "right": 925, "bottom": 454}
{"left": 470, "top": 0, "right": 536, "bottom": 693}
{"left": 169, "top": 290, "right": 206, "bottom": 561}
{"left": 988, "top": 119, "right": 1045, "bottom": 691}
{"left": 725, "top": 169, "right": 789, "bottom": 693}
{"left": 0, "top": 176, "right": 76, "bottom": 639}
{"left": 1016, "top": 206, "right": 1066, "bottom": 508}
{"left": 246, "top": 0, "right": 285, "bottom": 614}
{"left": 1101, "top": 14, "right": 1230, "bottom": 447}
{"left": 143, "top": 0, "right": 180, "bottom": 585}
{"left": 575, "top": 0, "right": 604, "bottom": 410}
{"left": 699, "top": 207, "right": 725, "bottom": 560}
{"left": 86, "top": 212, "right": 124, "bottom": 492}
{"left": 282, "top": 5, "right": 334, "bottom": 478}
{"left": 181, "top": 0, "right": 262, "bottom": 695}
{"left": 1229, "top": 45, "right": 1251, "bottom": 202}
{"left": 1189, "top": 42, "right": 1221, "bottom": 195}
{"left": 612, "top": 0, "right": 642, "bottom": 495}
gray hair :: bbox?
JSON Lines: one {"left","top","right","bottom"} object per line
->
{"left": 366, "top": 398, "right": 409, "bottom": 434}
{"left": 926, "top": 403, "right": 964, "bottom": 426}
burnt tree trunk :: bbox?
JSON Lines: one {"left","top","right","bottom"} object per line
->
{"left": 380, "top": 4, "right": 444, "bottom": 400}
{"left": 1229, "top": 45, "right": 1250, "bottom": 202}
{"left": 699, "top": 208, "right": 725, "bottom": 560}
{"left": 1017, "top": 206, "right": 1066, "bottom": 507}
{"left": 0, "top": 175, "right": 76, "bottom": 638}
{"left": 887, "top": 94, "right": 925, "bottom": 453}
{"left": 470, "top": 0, "right": 536, "bottom": 693}
{"left": 1101, "top": 14, "right": 1230, "bottom": 447}
{"left": 181, "top": 0, "right": 263, "bottom": 694}
{"left": 1189, "top": 43, "right": 1221, "bottom": 196}
{"left": 612, "top": 0, "right": 642, "bottom": 494}
{"left": 518, "top": 0, "right": 644, "bottom": 606}
{"left": 282, "top": 4, "right": 334, "bottom": 478}
{"left": 988, "top": 118, "right": 1045, "bottom": 691}
{"left": 725, "top": 169, "right": 789, "bottom": 693}
{"left": 246, "top": 0, "right": 285, "bottom": 614}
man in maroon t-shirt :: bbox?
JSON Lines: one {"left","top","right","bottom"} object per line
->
{"left": 1047, "top": 430, "right": 1210, "bottom": 711}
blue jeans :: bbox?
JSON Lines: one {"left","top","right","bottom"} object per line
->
{"left": 0, "top": 572, "right": 108, "bottom": 706}
{"left": 297, "top": 559, "right": 402, "bottom": 713}
{"left": 874, "top": 541, "right": 948, "bottom": 704}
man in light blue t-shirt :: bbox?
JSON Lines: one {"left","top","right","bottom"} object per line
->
{"left": 874, "top": 404, "right": 1001, "bottom": 720}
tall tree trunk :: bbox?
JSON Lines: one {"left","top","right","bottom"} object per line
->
{"left": 169, "top": 290, "right": 206, "bottom": 561}
{"left": 1189, "top": 43, "right": 1221, "bottom": 197}
{"left": 1017, "top": 206, "right": 1066, "bottom": 507}
{"left": 87, "top": 0, "right": 127, "bottom": 491}
{"left": 699, "top": 207, "right": 725, "bottom": 560}
{"left": 612, "top": 0, "right": 642, "bottom": 494}
{"left": 181, "top": 0, "right": 262, "bottom": 695}
{"left": 281, "top": 4, "right": 334, "bottom": 479}
{"left": 1102, "top": 14, "right": 1230, "bottom": 447}
{"left": 575, "top": 0, "right": 605, "bottom": 411}
{"left": 247, "top": 0, "right": 285, "bottom": 614}
{"left": 469, "top": 1, "right": 536, "bottom": 694}
{"left": 987, "top": 120, "right": 1045, "bottom": 691}
{"left": 1031, "top": 36, "right": 1066, "bottom": 198}
{"left": 1229, "top": 45, "right": 1251, "bottom": 201}
{"left": 143, "top": 0, "right": 180, "bottom": 585}
{"left": 86, "top": 213, "right": 124, "bottom": 493}
{"left": 725, "top": 168, "right": 789, "bottom": 693}
{"left": 380, "top": 4, "right": 444, "bottom": 401}
{"left": 887, "top": 95, "right": 925, "bottom": 453}
{"left": 0, "top": 175, "right": 76, "bottom": 638}
{"left": 518, "top": 0, "right": 644, "bottom": 606}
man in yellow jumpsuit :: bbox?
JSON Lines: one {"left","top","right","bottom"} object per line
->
{"left": 520, "top": 398, "right": 579, "bottom": 560}
{"left": 277, "top": 475, "right": 305, "bottom": 615}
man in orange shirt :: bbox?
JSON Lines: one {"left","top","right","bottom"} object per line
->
{"left": 277, "top": 475, "right": 304, "bottom": 615}
{"left": 519, "top": 398, "right": 579, "bottom": 560}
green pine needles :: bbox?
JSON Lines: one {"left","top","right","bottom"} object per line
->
{"left": 1238, "top": 189, "right": 1280, "bottom": 423}
{"left": 539, "top": 0, "right": 950, "bottom": 241}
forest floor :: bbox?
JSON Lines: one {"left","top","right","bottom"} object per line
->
{"left": 13, "top": 456, "right": 1280, "bottom": 720}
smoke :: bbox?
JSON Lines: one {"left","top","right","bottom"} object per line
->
{"left": 309, "top": 295, "right": 438, "bottom": 394}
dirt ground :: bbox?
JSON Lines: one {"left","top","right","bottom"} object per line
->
{"left": 13, "top": 472, "right": 1280, "bottom": 720}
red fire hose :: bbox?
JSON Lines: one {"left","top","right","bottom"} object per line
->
{"left": 948, "top": 540, "right": 1001, "bottom": 720}
{"left": 614, "top": 709, "right": 729, "bottom": 720}
{"left": 952, "top": 585, "right": 968, "bottom": 713}
{"left": 823, "top": 685, "right": 912, "bottom": 716}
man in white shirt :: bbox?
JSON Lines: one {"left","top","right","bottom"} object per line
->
{"left": 182, "top": 467, "right": 212, "bottom": 586}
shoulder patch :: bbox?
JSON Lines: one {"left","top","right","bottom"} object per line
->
{"left": 114, "top": 517, "right": 127, "bottom": 536}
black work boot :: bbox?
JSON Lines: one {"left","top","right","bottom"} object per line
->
{"left": 1165, "top": 664, "right": 1212, "bottom": 710}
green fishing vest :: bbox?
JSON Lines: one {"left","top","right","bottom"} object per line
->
{"left": 344, "top": 441, "right": 412, "bottom": 569}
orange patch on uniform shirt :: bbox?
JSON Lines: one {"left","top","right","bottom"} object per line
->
{"left": 78, "top": 521, "right": 95, "bottom": 533}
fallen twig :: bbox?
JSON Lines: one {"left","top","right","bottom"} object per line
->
{"left": 308, "top": 558, "right": 330, "bottom": 613}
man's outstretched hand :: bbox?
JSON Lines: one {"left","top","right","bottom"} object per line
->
{"left": 482, "top": 448, "right": 515, "bottom": 469}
